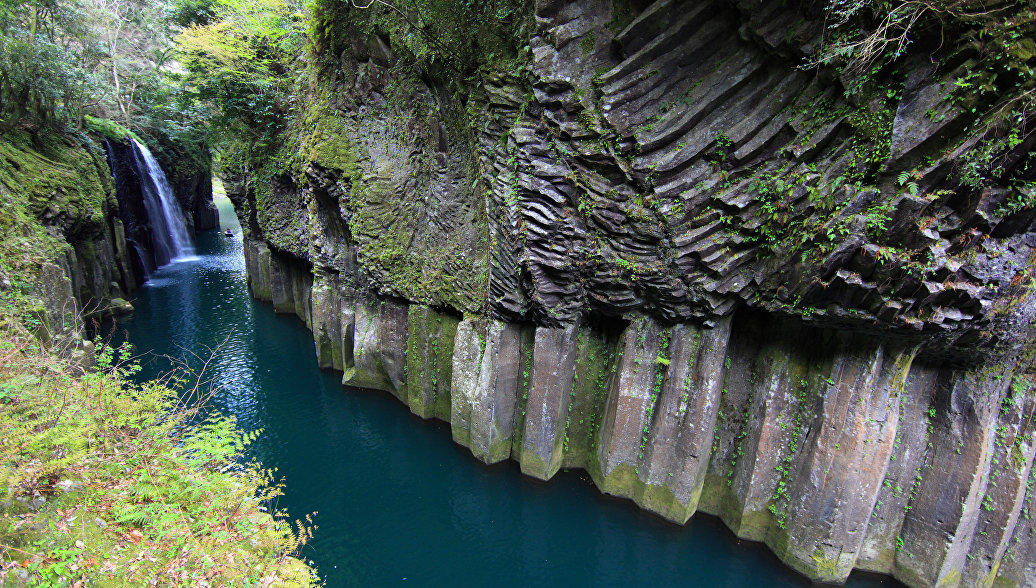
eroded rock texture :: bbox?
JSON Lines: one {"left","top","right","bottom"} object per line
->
{"left": 236, "top": 0, "right": 1036, "bottom": 585}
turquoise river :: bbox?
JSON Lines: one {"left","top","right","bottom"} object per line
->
{"left": 115, "top": 197, "right": 900, "bottom": 587}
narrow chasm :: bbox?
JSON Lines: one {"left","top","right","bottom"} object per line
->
{"left": 1, "top": 0, "right": 1035, "bottom": 586}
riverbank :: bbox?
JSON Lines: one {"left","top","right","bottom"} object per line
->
{"left": 0, "top": 335, "right": 315, "bottom": 585}
{"left": 0, "top": 127, "right": 316, "bottom": 585}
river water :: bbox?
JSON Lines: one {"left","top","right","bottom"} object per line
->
{"left": 115, "top": 196, "right": 898, "bottom": 587}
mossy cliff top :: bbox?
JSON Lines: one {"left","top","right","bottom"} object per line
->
{"left": 0, "top": 127, "right": 115, "bottom": 246}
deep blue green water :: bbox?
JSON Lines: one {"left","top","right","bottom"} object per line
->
{"left": 113, "top": 197, "right": 899, "bottom": 587}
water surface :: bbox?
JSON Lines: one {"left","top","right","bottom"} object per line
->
{"left": 116, "top": 197, "right": 899, "bottom": 587}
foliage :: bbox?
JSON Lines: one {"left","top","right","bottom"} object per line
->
{"left": 812, "top": 0, "right": 1035, "bottom": 194}
{"left": 0, "top": 124, "right": 315, "bottom": 584}
{"left": 0, "top": 0, "right": 100, "bottom": 128}
{"left": 169, "top": 0, "right": 217, "bottom": 27}
{"left": 813, "top": 0, "right": 1033, "bottom": 78}
{"left": 0, "top": 335, "right": 317, "bottom": 584}
{"left": 0, "top": 0, "right": 198, "bottom": 134}
{"left": 308, "top": 0, "right": 529, "bottom": 84}
{"left": 175, "top": 0, "right": 306, "bottom": 154}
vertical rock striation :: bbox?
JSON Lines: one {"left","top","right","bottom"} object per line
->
{"left": 232, "top": 0, "right": 1036, "bottom": 584}
{"left": 243, "top": 241, "right": 1036, "bottom": 586}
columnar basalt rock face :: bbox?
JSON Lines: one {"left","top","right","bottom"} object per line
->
{"left": 894, "top": 371, "right": 1013, "bottom": 587}
{"left": 243, "top": 240, "right": 1035, "bottom": 586}
{"left": 962, "top": 379, "right": 1036, "bottom": 587}
{"left": 451, "top": 318, "right": 533, "bottom": 464}
{"left": 405, "top": 305, "right": 459, "bottom": 420}
{"left": 594, "top": 317, "right": 667, "bottom": 495}
{"left": 858, "top": 365, "right": 940, "bottom": 574}
{"left": 777, "top": 341, "right": 913, "bottom": 582}
{"left": 343, "top": 295, "right": 409, "bottom": 402}
{"left": 637, "top": 319, "right": 731, "bottom": 522}
{"left": 520, "top": 323, "right": 581, "bottom": 480}
{"left": 235, "top": 0, "right": 1036, "bottom": 584}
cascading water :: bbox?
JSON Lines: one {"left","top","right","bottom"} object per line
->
{"left": 130, "top": 138, "right": 194, "bottom": 267}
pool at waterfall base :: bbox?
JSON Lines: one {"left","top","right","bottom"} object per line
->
{"left": 112, "top": 196, "right": 899, "bottom": 587}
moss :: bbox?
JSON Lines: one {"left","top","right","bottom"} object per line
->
{"left": 483, "top": 433, "right": 514, "bottom": 464}
{"left": 405, "top": 305, "right": 459, "bottom": 420}
{"left": 518, "top": 448, "right": 553, "bottom": 480}
{"left": 561, "top": 327, "right": 615, "bottom": 468}
{"left": 0, "top": 128, "right": 123, "bottom": 336}
{"left": 799, "top": 546, "right": 849, "bottom": 583}
{"left": 590, "top": 462, "right": 693, "bottom": 524}
{"left": 760, "top": 527, "right": 846, "bottom": 583}
{"left": 937, "top": 567, "right": 963, "bottom": 588}
{"left": 579, "top": 31, "right": 596, "bottom": 55}
{"left": 83, "top": 115, "right": 143, "bottom": 143}
{"left": 0, "top": 129, "right": 110, "bottom": 240}
{"left": 298, "top": 93, "right": 357, "bottom": 176}
{"left": 735, "top": 508, "right": 773, "bottom": 541}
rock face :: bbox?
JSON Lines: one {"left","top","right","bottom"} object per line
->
{"left": 244, "top": 243, "right": 1035, "bottom": 586}
{"left": 236, "top": 0, "right": 1036, "bottom": 585}
{"left": 2, "top": 131, "right": 136, "bottom": 324}
{"left": 1, "top": 128, "right": 216, "bottom": 334}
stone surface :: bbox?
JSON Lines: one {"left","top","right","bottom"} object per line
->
{"left": 233, "top": 0, "right": 1036, "bottom": 584}
{"left": 520, "top": 323, "right": 581, "bottom": 480}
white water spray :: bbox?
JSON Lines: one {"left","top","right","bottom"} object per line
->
{"left": 131, "top": 138, "right": 194, "bottom": 266}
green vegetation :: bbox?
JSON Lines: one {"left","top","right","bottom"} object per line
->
{"left": 0, "top": 129, "right": 111, "bottom": 238}
{"left": 1, "top": 0, "right": 207, "bottom": 162}
{"left": 812, "top": 0, "right": 1035, "bottom": 196}
{"left": 309, "top": 0, "right": 528, "bottom": 84}
{"left": 0, "top": 157, "right": 316, "bottom": 582}
{"left": 0, "top": 341, "right": 315, "bottom": 584}
{"left": 176, "top": 0, "right": 306, "bottom": 158}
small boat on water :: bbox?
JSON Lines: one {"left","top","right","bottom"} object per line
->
{"left": 224, "top": 228, "right": 234, "bottom": 237}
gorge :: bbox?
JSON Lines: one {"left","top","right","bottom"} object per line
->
{"left": 1, "top": 0, "right": 1034, "bottom": 585}
{"left": 119, "top": 195, "right": 895, "bottom": 586}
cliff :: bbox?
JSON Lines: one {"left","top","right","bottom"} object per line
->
{"left": 0, "top": 121, "right": 216, "bottom": 332}
{"left": 235, "top": 0, "right": 1036, "bottom": 585}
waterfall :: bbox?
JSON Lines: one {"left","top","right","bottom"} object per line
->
{"left": 130, "top": 139, "right": 194, "bottom": 267}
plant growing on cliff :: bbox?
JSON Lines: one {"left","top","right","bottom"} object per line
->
{"left": 813, "top": 0, "right": 1035, "bottom": 189}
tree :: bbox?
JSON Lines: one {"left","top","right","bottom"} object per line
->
{"left": 86, "top": 0, "right": 174, "bottom": 122}
{"left": 174, "top": 0, "right": 305, "bottom": 148}
{"left": 0, "top": 0, "right": 97, "bottom": 128}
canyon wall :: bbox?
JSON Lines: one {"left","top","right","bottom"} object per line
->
{"left": 244, "top": 238, "right": 1036, "bottom": 587}
{"left": 234, "top": 0, "right": 1036, "bottom": 585}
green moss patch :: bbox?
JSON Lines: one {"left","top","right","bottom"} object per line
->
{"left": 405, "top": 305, "right": 459, "bottom": 420}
